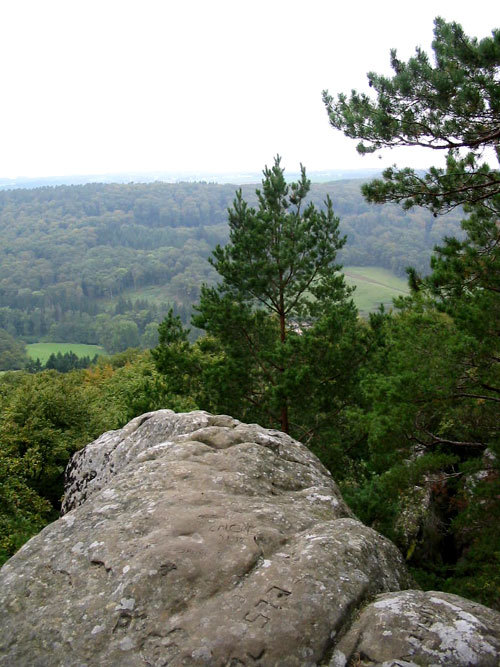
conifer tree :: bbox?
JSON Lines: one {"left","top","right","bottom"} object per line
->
{"left": 192, "top": 156, "right": 354, "bottom": 434}
{"left": 323, "top": 17, "right": 499, "bottom": 435}
{"left": 324, "top": 17, "right": 500, "bottom": 317}
{"left": 323, "top": 17, "right": 500, "bottom": 216}
{"left": 323, "top": 18, "right": 500, "bottom": 605}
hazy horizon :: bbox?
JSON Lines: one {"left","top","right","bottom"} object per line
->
{"left": 1, "top": 1, "right": 496, "bottom": 180}
{"left": 0, "top": 166, "right": 387, "bottom": 190}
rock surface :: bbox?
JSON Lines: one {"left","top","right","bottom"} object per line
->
{"left": 0, "top": 410, "right": 498, "bottom": 666}
{"left": 331, "top": 590, "right": 500, "bottom": 667}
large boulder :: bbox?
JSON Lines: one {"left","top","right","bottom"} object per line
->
{"left": 331, "top": 590, "right": 500, "bottom": 667}
{"left": 0, "top": 410, "right": 498, "bottom": 666}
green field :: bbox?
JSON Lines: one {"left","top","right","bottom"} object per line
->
{"left": 26, "top": 343, "right": 107, "bottom": 364}
{"left": 108, "top": 266, "right": 409, "bottom": 317}
{"left": 344, "top": 266, "right": 409, "bottom": 313}
{"left": 118, "top": 285, "right": 173, "bottom": 304}
{"left": 3, "top": 269, "right": 407, "bottom": 373}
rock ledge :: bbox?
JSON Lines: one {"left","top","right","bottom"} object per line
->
{"left": 0, "top": 410, "right": 498, "bottom": 666}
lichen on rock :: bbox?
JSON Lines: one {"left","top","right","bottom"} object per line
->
{"left": 0, "top": 410, "right": 498, "bottom": 666}
{"left": 331, "top": 589, "right": 500, "bottom": 666}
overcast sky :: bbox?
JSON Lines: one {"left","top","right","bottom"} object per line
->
{"left": 0, "top": 0, "right": 496, "bottom": 179}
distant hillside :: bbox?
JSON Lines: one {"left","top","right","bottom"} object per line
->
{"left": 0, "top": 168, "right": 384, "bottom": 190}
{"left": 0, "top": 179, "right": 463, "bottom": 350}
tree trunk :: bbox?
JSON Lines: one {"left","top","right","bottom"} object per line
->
{"left": 279, "top": 281, "right": 289, "bottom": 433}
{"left": 281, "top": 404, "right": 289, "bottom": 434}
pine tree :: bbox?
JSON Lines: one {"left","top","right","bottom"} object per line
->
{"left": 191, "top": 156, "right": 354, "bottom": 434}
{"left": 323, "top": 17, "right": 500, "bottom": 216}
{"left": 323, "top": 18, "right": 500, "bottom": 606}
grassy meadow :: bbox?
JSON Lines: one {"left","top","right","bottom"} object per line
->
{"left": 106, "top": 266, "right": 410, "bottom": 318}
{"left": 26, "top": 343, "right": 107, "bottom": 365}
{"left": 344, "top": 266, "right": 409, "bottom": 313}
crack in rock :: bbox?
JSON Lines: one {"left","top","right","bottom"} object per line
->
{"left": 1, "top": 411, "right": 498, "bottom": 666}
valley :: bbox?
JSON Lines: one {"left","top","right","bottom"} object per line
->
{"left": 0, "top": 178, "right": 461, "bottom": 363}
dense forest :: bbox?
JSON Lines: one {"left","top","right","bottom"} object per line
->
{"left": 0, "top": 16, "right": 498, "bottom": 615}
{"left": 0, "top": 179, "right": 462, "bottom": 359}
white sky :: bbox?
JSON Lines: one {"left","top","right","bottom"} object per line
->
{"left": 0, "top": 0, "right": 496, "bottom": 179}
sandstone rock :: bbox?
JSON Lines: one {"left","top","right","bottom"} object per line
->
{"left": 331, "top": 590, "right": 500, "bottom": 667}
{"left": 0, "top": 410, "right": 498, "bottom": 666}
{"left": 0, "top": 410, "right": 412, "bottom": 666}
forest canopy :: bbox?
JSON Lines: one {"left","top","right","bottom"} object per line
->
{"left": 322, "top": 17, "right": 500, "bottom": 607}
{"left": 0, "top": 14, "right": 498, "bottom": 612}
{"left": 0, "top": 179, "right": 462, "bottom": 356}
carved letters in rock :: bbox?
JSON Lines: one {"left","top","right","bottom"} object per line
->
{"left": 0, "top": 410, "right": 498, "bottom": 665}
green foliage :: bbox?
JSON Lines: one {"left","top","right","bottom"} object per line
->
{"left": 324, "top": 17, "right": 500, "bottom": 215}
{"left": 0, "top": 179, "right": 462, "bottom": 353}
{"left": 0, "top": 328, "right": 28, "bottom": 370}
{"left": 0, "top": 368, "right": 102, "bottom": 562}
{"left": 360, "top": 302, "right": 496, "bottom": 457}
{"left": 342, "top": 451, "right": 459, "bottom": 541}
{"left": 0, "top": 371, "right": 99, "bottom": 506}
{"left": 0, "top": 348, "right": 194, "bottom": 565}
{"left": 96, "top": 316, "right": 141, "bottom": 354}
{"left": 26, "top": 351, "right": 100, "bottom": 373}
{"left": 152, "top": 161, "right": 373, "bottom": 471}
{"left": 0, "top": 448, "right": 54, "bottom": 563}
{"left": 191, "top": 157, "right": 356, "bottom": 434}
{"left": 152, "top": 309, "right": 196, "bottom": 397}
{"left": 325, "top": 17, "right": 500, "bottom": 609}
{"left": 342, "top": 303, "right": 499, "bottom": 605}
